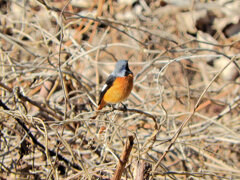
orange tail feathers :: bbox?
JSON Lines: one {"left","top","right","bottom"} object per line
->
{"left": 97, "top": 100, "right": 107, "bottom": 111}
{"left": 91, "top": 100, "right": 107, "bottom": 119}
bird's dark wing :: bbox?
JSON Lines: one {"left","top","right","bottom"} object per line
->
{"left": 98, "top": 74, "right": 116, "bottom": 105}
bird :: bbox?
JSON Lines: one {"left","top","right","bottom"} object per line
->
{"left": 97, "top": 60, "right": 133, "bottom": 111}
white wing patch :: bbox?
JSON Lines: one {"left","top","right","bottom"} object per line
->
{"left": 101, "top": 84, "right": 108, "bottom": 92}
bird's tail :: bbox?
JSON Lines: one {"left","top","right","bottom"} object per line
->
{"left": 97, "top": 101, "right": 107, "bottom": 111}
{"left": 90, "top": 101, "right": 107, "bottom": 119}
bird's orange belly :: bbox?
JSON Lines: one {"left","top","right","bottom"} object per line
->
{"left": 103, "top": 74, "right": 133, "bottom": 103}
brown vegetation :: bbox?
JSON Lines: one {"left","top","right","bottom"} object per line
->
{"left": 0, "top": 0, "right": 240, "bottom": 179}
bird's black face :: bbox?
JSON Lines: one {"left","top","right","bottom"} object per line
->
{"left": 113, "top": 60, "right": 132, "bottom": 77}
{"left": 124, "top": 63, "right": 133, "bottom": 76}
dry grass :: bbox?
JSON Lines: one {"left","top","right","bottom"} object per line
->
{"left": 0, "top": 0, "right": 240, "bottom": 179}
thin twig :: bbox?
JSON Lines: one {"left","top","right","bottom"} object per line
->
{"left": 152, "top": 56, "right": 238, "bottom": 174}
{"left": 0, "top": 100, "right": 82, "bottom": 170}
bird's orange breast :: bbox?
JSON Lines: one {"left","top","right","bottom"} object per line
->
{"left": 103, "top": 74, "right": 133, "bottom": 103}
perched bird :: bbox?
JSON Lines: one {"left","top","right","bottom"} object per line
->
{"left": 97, "top": 60, "right": 133, "bottom": 110}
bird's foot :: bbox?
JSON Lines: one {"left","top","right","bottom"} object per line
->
{"left": 121, "top": 103, "right": 128, "bottom": 112}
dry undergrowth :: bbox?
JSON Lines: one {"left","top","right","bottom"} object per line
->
{"left": 0, "top": 0, "right": 240, "bottom": 179}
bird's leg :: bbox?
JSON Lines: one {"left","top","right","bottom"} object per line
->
{"left": 110, "top": 104, "right": 116, "bottom": 111}
{"left": 121, "top": 103, "right": 128, "bottom": 111}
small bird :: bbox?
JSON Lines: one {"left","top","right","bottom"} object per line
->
{"left": 97, "top": 60, "right": 133, "bottom": 111}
